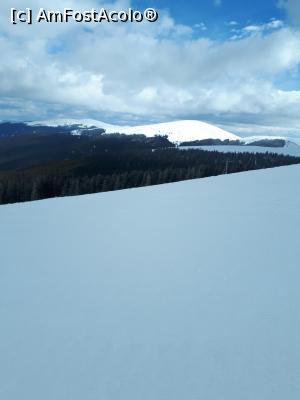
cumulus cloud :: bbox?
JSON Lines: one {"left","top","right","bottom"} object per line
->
{"left": 1, "top": 0, "right": 300, "bottom": 136}
{"left": 194, "top": 22, "right": 207, "bottom": 31}
{"left": 230, "top": 19, "right": 284, "bottom": 40}
{"left": 278, "top": 0, "right": 300, "bottom": 25}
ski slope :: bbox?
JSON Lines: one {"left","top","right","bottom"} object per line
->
{"left": 1, "top": 166, "right": 300, "bottom": 400}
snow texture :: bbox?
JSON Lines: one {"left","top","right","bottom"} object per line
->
{"left": 1, "top": 165, "right": 300, "bottom": 400}
{"left": 28, "top": 119, "right": 240, "bottom": 142}
{"left": 242, "top": 136, "right": 300, "bottom": 146}
{"left": 185, "top": 141, "right": 300, "bottom": 156}
{"left": 28, "top": 118, "right": 300, "bottom": 146}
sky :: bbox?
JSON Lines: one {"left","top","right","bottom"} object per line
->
{"left": 0, "top": 0, "right": 300, "bottom": 136}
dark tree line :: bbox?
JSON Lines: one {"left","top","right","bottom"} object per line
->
{"left": 1, "top": 148, "right": 299, "bottom": 205}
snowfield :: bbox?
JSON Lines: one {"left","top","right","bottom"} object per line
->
{"left": 28, "top": 119, "right": 300, "bottom": 148}
{"left": 242, "top": 135, "right": 300, "bottom": 146}
{"left": 1, "top": 166, "right": 300, "bottom": 400}
{"left": 29, "top": 119, "right": 240, "bottom": 142}
{"left": 118, "top": 120, "right": 240, "bottom": 142}
{"left": 184, "top": 141, "right": 300, "bottom": 157}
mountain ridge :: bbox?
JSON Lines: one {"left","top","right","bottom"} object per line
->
{"left": 28, "top": 119, "right": 240, "bottom": 142}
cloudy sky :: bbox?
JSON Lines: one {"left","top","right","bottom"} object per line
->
{"left": 0, "top": 0, "right": 300, "bottom": 136}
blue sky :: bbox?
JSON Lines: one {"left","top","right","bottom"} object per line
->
{"left": 134, "top": 0, "right": 283, "bottom": 28}
{"left": 0, "top": 0, "right": 300, "bottom": 136}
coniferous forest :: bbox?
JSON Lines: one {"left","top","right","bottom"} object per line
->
{"left": 0, "top": 133, "right": 299, "bottom": 205}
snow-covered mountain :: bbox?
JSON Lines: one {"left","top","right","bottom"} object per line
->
{"left": 28, "top": 118, "right": 121, "bottom": 132}
{"left": 28, "top": 119, "right": 241, "bottom": 142}
{"left": 190, "top": 141, "right": 300, "bottom": 157}
{"left": 27, "top": 118, "right": 300, "bottom": 148}
{"left": 241, "top": 135, "right": 300, "bottom": 146}
{"left": 1, "top": 165, "right": 300, "bottom": 400}
{"left": 114, "top": 120, "right": 240, "bottom": 142}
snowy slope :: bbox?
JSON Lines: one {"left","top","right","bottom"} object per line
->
{"left": 188, "top": 141, "right": 300, "bottom": 157}
{"left": 27, "top": 118, "right": 300, "bottom": 145}
{"left": 116, "top": 120, "right": 240, "bottom": 142}
{"left": 242, "top": 135, "right": 300, "bottom": 146}
{"left": 28, "top": 119, "right": 240, "bottom": 142}
{"left": 1, "top": 166, "right": 300, "bottom": 400}
{"left": 28, "top": 118, "right": 125, "bottom": 131}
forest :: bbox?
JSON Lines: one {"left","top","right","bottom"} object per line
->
{"left": 0, "top": 133, "right": 299, "bottom": 204}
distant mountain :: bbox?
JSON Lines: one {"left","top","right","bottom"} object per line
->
{"left": 0, "top": 121, "right": 105, "bottom": 138}
{"left": 28, "top": 119, "right": 240, "bottom": 142}
{"left": 2, "top": 120, "right": 300, "bottom": 150}
{"left": 111, "top": 120, "right": 240, "bottom": 142}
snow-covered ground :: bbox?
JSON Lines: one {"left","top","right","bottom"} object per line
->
{"left": 242, "top": 135, "right": 300, "bottom": 146}
{"left": 184, "top": 141, "right": 300, "bottom": 157}
{"left": 28, "top": 119, "right": 240, "bottom": 142}
{"left": 120, "top": 120, "right": 240, "bottom": 142}
{"left": 1, "top": 166, "right": 300, "bottom": 400}
{"left": 28, "top": 118, "right": 300, "bottom": 148}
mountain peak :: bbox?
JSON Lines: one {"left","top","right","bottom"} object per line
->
{"left": 27, "top": 119, "right": 240, "bottom": 143}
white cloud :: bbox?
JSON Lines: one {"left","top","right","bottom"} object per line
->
{"left": 244, "top": 19, "right": 284, "bottom": 32}
{"left": 278, "top": 0, "right": 300, "bottom": 25}
{"left": 231, "top": 19, "right": 284, "bottom": 40}
{"left": 227, "top": 21, "right": 238, "bottom": 26}
{"left": 0, "top": 0, "right": 300, "bottom": 136}
{"left": 194, "top": 22, "right": 207, "bottom": 31}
